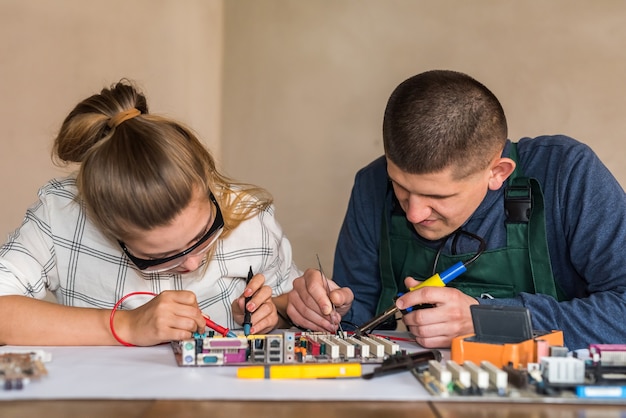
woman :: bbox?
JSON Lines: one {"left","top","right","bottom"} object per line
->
{"left": 0, "top": 80, "right": 299, "bottom": 346}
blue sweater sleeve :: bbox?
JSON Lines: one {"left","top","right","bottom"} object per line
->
{"left": 333, "top": 157, "right": 389, "bottom": 326}
{"left": 479, "top": 137, "right": 626, "bottom": 349}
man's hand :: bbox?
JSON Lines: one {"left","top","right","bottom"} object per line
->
{"left": 286, "top": 268, "right": 354, "bottom": 332}
{"left": 397, "top": 276, "right": 478, "bottom": 348}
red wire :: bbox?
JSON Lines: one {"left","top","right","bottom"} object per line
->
{"left": 201, "top": 314, "right": 234, "bottom": 337}
{"left": 109, "top": 291, "right": 157, "bottom": 347}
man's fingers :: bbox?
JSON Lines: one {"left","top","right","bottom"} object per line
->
{"left": 304, "top": 269, "right": 335, "bottom": 315}
{"left": 329, "top": 287, "right": 353, "bottom": 310}
{"left": 287, "top": 291, "right": 335, "bottom": 332}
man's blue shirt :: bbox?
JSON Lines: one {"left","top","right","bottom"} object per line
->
{"left": 333, "top": 135, "right": 626, "bottom": 350}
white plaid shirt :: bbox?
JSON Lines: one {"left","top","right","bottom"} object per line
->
{"left": 0, "top": 177, "right": 300, "bottom": 329}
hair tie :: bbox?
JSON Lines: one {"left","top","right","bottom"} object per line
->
{"left": 107, "top": 108, "right": 141, "bottom": 129}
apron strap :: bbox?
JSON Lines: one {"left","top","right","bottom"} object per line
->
{"left": 506, "top": 143, "right": 564, "bottom": 300}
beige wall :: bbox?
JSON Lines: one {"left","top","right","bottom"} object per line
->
{"left": 221, "top": 0, "right": 626, "bottom": 273}
{"left": 0, "top": 0, "right": 223, "bottom": 236}
{"left": 2, "top": 1, "right": 626, "bottom": 278}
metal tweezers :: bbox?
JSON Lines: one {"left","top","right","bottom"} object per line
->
{"left": 316, "top": 254, "right": 345, "bottom": 338}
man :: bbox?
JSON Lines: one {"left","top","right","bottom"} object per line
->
{"left": 286, "top": 69, "right": 626, "bottom": 350}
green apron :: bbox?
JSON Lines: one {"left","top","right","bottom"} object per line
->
{"left": 376, "top": 143, "right": 566, "bottom": 315}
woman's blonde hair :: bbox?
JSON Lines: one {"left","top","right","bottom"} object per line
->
{"left": 52, "top": 80, "right": 271, "bottom": 243}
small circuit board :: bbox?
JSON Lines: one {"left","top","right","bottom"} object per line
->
{"left": 414, "top": 349, "right": 626, "bottom": 401}
{"left": 435, "top": 306, "right": 626, "bottom": 401}
{"left": 1, "top": 350, "right": 50, "bottom": 390}
{"left": 172, "top": 331, "right": 402, "bottom": 366}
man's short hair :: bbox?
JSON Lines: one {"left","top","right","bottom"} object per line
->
{"left": 383, "top": 70, "right": 508, "bottom": 179}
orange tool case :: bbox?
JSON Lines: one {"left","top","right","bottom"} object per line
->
{"left": 450, "top": 305, "right": 564, "bottom": 368}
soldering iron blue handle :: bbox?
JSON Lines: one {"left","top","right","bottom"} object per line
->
{"left": 439, "top": 261, "right": 467, "bottom": 284}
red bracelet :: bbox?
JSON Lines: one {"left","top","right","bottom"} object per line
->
{"left": 109, "top": 291, "right": 157, "bottom": 347}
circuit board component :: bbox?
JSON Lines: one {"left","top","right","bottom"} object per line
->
{"left": 1, "top": 351, "right": 49, "bottom": 390}
{"left": 172, "top": 331, "right": 400, "bottom": 366}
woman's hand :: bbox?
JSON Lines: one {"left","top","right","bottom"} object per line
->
{"left": 112, "top": 290, "right": 206, "bottom": 346}
{"left": 231, "top": 273, "right": 278, "bottom": 334}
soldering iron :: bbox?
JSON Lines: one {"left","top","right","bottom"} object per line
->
{"left": 354, "top": 261, "right": 467, "bottom": 336}
{"left": 354, "top": 228, "right": 486, "bottom": 336}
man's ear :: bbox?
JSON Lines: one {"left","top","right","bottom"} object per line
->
{"left": 488, "top": 157, "right": 516, "bottom": 190}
